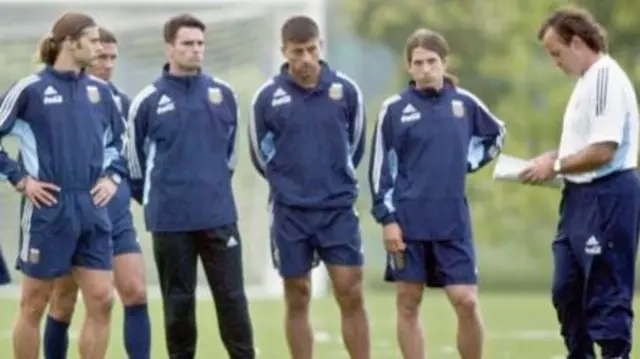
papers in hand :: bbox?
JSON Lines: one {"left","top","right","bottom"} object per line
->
{"left": 492, "top": 154, "right": 564, "bottom": 188}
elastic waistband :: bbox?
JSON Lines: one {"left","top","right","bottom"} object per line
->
{"left": 563, "top": 169, "right": 638, "bottom": 193}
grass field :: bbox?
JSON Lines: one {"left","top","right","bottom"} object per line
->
{"left": 0, "top": 291, "right": 637, "bottom": 358}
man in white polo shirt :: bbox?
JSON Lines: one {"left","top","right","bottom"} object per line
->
{"left": 520, "top": 6, "right": 640, "bottom": 359}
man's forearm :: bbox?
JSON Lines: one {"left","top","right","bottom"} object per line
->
{"left": 557, "top": 143, "right": 616, "bottom": 174}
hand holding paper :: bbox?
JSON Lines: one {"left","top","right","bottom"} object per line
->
{"left": 493, "top": 154, "right": 563, "bottom": 188}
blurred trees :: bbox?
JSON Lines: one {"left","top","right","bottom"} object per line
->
{"left": 345, "top": 0, "right": 640, "bottom": 289}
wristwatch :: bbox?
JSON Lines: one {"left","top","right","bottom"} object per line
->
{"left": 107, "top": 173, "right": 122, "bottom": 185}
{"left": 553, "top": 158, "right": 562, "bottom": 174}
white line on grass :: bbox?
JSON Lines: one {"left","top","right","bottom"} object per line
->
{"left": 313, "top": 331, "right": 332, "bottom": 343}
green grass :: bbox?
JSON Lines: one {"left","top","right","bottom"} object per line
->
{"left": 0, "top": 291, "right": 637, "bottom": 358}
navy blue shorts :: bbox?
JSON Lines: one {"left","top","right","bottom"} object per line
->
{"left": 111, "top": 209, "right": 140, "bottom": 256}
{"left": 17, "top": 192, "right": 113, "bottom": 279}
{"left": 269, "top": 203, "right": 363, "bottom": 278}
{"left": 384, "top": 237, "right": 477, "bottom": 288}
{"left": 552, "top": 170, "right": 640, "bottom": 357}
{"left": 108, "top": 183, "right": 140, "bottom": 256}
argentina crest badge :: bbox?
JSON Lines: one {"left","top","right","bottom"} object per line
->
{"left": 208, "top": 87, "right": 222, "bottom": 104}
{"left": 451, "top": 99, "right": 465, "bottom": 118}
{"left": 29, "top": 248, "right": 40, "bottom": 264}
{"left": 329, "top": 82, "right": 343, "bottom": 100}
{"left": 87, "top": 85, "right": 100, "bottom": 104}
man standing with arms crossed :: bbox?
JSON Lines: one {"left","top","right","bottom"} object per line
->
{"left": 43, "top": 27, "right": 151, "bottom": 359}
{"left": 0, "top": 12, "right": 125, "bottom": 359}
{"left": 249, "top": 15, "right": 370, "bottom": 359}
{"left": 521, "top": 6, "right": 640, "bottom": 359}
{"left": 126, "top": 14, "right": 254, "bottom": 359}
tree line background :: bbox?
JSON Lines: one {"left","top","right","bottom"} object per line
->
{"left": 337, "top": 0, "right": 640, "bottom": 290}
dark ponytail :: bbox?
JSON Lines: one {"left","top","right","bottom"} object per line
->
{"left": 36, "top": 12, "right": 97, "bottom": 66}
{"left": 38, "top": 35, "right": 59, "bottom": 65}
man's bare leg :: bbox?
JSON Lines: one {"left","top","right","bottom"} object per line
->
{"left": 395, "top": 281, "right": 425, "bottom": 359}
{"left": 114, "top": 252, "right": 150, "bottom": 358}
{"left": 13, "top": 276, "right": 55, "bottom": 359}
{"left": 44, "top": 274, "right": 79, "bottom": 357}
{"left": 48, "top": 274, "right": 80, "bottom": 322}
{"left": 114, "top": 252, "right": 147, "bottom": 306}
{"left": 284, "top": 275, "right": 314, "bottom": 359}
{"left": 74, "top": 267, "right": 114, "bottom": 358}
{"left": 327, "top": 265, "right": 370, "bottom": 359}
{"left": 444, "top": 285, "right": 484, "bottom": 359}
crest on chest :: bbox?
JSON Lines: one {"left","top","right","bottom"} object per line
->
{"left": 208, "top": 87, "right": 222, "bottom": 104}
{"left": 329, "top": 82, "right": 343, "bottom": 100}
{"left": 87, "top": 85, "right": 100, "bottom": 104}
{"left": 451, "top": 99, "right": 465, "bottom": 118}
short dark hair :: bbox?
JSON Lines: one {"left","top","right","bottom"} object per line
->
{"left": 537, "top": 6, "right": 608, "bottom": 53}
{"left": 281, "top": 16, "right": 319, "bottom": 44}
{"left": 163, "top": 14, "right": 206, "bottom": 43}
{"left": 98, "top": 27, "right": 117, "bottom": 44}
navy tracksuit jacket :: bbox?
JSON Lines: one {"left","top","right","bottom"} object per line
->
{"left": 126, "top": 65, "right": 238, "bottom": 232}
{"left": 368, "top": 80, "right": 505, "bottom": 240}
{"left": 248, "top": 62, "right": 366, "bottom": 209}
{"left": 0, "top": 66, "right": 127, "bottom": 277}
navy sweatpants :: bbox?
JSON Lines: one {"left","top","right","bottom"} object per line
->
{"left": 552, "top": 170, "right": 640, "bottom": 359}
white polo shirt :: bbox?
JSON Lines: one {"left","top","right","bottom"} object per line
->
{"left": 558, "top": 54, "right": 639, "bottom": 183}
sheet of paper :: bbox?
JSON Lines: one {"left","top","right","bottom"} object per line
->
{"left": 492, "top": 154, "right": 564, "bottom": 188}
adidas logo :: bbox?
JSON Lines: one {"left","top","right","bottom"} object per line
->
{"left": 43, "top": 85, "right": 63, "bottom": 104}
{"left": 585, "top": 235, "right": 601, "bottom": 255}
{"left": 157, "top": 94, "right": 174, "bottom": 114}
{"left": 400, "top": 103, "right": 420, "bottom": 122}
{"left": 44, "top": 86, "right": 57, "bottom": 96}
{"left": 586, "top": 236, "right": 598, "bottom": 246}
{"left": 158, "top": 94, "right": 172, "bottom": 106}
{"left": 403, "top": 104, "right": 416, "bottom": 114}
{"left": 227, "top": 236, "right": 238, "bottom": 248}
{"left": 271, "top": 87, "right": 291, "bottom": 107}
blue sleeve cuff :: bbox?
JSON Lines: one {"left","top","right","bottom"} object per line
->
{"left": 380, "top": 213, "right": 397, "bottom": 225}
{"left": 372, "top": 211, "right": 396, "bottom": 225}
{"left": 104, "top": 164, "right": 129, "bottom": 180}
{"left": 7, "top": 169, "right": 27, "bottom": 187}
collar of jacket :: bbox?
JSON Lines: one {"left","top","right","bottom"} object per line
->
{"left": 408, "top": 78, "right": 454, "bottom": 99}
{"left": 44, "top": 65, "right": 87, "bottom": 82}
{"left": 278, "top": 60, "right": 334, "bottom": 92}
{"left": 161, "top": 63, "right": 204, "bottom": 89}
